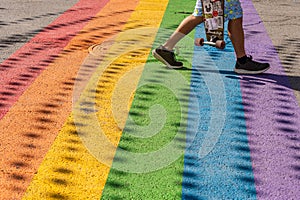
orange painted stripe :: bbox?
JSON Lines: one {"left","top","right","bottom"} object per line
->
{"left": 22, "top": 0, "right": 169, "bottom": 198}
{"left": 0, "top": 0, "right": 139, "bottom": 199}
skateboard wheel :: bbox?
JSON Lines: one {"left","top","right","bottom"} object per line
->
{"left": 216, "top": 40, "right": 225, "bottom": 49}
{"left": 194, "top": 38, "right": 204, "bottom": 46}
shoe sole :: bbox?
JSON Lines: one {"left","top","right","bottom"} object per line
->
{"left": 234, "top": 65, "right": 270, "bottom": 75}
{"left": 152, "top": 49, "right": 183, "bottom": 69}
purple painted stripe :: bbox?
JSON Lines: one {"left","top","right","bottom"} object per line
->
{"left": 240, "top": 0, "right": 300, "bottom": 199}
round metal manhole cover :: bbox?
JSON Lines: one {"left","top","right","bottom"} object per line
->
{"left": 88, "top": 40, "right": 116, "bottom": 57}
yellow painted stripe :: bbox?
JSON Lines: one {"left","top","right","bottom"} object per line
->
{"left": 22, "top": 0, "right": 169, "bottom": 199}
{"left": 0, "top": 0, "right": 138, "bottom": 198}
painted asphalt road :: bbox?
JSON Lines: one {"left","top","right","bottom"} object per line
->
{"left": 0, "top": 0, "right": 299, "bottom": 199}
{"left": 252, "top": 0, "right": 300, "bottom": 104}
{"left": 182, "top": 1, "right": 300, "bottom": 199}
{"left": 240, "top": 1, "right": 300, "bottom": 198}
{"left": 0, "top": 0, "right": 78, "bottom": 63}
{"left": 0, "top": 0, "right": 109, "bottom": 119}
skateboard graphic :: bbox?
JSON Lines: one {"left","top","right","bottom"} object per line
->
{"left": 195, "top": 0, "right": 225, "bottom": 49}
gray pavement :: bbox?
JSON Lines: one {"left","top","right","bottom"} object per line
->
{"left": 0, "top": 0, "right": 78, "bottom": 63}
{"left": 253, "top": 0, "right": 300, "bottom": 102}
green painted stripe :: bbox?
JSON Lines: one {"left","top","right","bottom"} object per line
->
{"left": 101, "top": 0, "right": 196, "bottom": 199}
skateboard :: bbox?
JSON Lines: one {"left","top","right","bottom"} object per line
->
{"left": 195, "top": 0, "right": 225, "bottom": 49}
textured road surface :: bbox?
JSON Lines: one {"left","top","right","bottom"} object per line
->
{"left": 0, "top": 0, "right": 299, "bottom": 199}
{"left": 0, "top": 0, "right": 78, "bottom": 63}
{"left": 253, "top": 0, "right": 300, "bottom": 102}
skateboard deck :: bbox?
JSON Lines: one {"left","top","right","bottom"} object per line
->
{"left": 195, "top": 0, "right": 225, "bottom": 49}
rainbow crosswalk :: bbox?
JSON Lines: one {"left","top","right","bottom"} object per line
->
{"left": 0, "top": 0, "right": 299, "bottom": 199}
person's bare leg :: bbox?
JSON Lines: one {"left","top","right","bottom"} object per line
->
{"left": 228, "top": 17, "right": 246, "bottom": 58}
{"left": 163, "top": 15, "right": 204, "bottom": 51}
{"left": 228, "top": 17, "right": 270, "bottom": 74}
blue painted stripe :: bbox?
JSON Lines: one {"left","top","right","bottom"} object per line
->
{"left": 182, "top": 22, "right": 257, "bottom": 199}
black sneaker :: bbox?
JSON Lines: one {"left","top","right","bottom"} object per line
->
{"left": 234, "top": 56, "right": 270, "bottom": 74}
{"left": 152, "top": 45, "right": 183, "bottom": 69}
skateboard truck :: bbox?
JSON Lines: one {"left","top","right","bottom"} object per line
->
{"left": 194, "top": 37, "right": 225, "bottom": 49}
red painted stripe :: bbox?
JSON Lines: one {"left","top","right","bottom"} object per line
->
{"left": 0, "top": 0, "right": 109, "bottom": 119}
